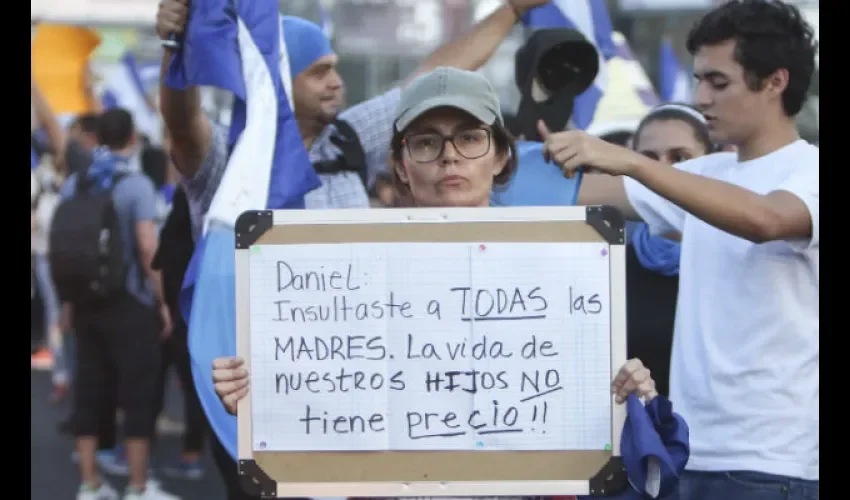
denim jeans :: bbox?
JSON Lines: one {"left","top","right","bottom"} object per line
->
{"left": 668, "top": 470, "right": 818, "bottom": 500}
{"left": 34, "top": 254, "right": 69, "bottom": 384}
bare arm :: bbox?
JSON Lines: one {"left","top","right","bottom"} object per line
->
{"left": 628, "top": 156, "right": 815, "bottom": 244}
{"left": 577, "top": 174, "right": 641, "bottom": 221}
{"left": 159, "top": 50, "right": 213, "bottom": 178}
{"left": 407, "top": 3, "right": 524, "bottom": 83}
{"left": 136, "top": 220, "right": 166, "bottom": 306}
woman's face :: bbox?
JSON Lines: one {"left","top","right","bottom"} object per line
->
{"left": 634, "top": 119, "right": 708, "bottom": 165}
{"left": 395, "top": 107, "right": 506, "bottom": 208}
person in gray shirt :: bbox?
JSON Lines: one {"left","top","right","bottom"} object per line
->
{"left": 59, "top": 109, "right": 177, "bottom": 500}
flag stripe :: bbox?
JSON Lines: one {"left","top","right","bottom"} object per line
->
{"left": 164, "top": 0, "right": 320, "bottom": 460}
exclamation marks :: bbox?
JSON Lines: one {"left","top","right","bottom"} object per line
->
{"left": 531, "top": 401, "right": 549, "bottom": 434}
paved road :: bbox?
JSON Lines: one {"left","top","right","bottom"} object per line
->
{"left": 31, "top": 369, "right": 227, "bottom": 500}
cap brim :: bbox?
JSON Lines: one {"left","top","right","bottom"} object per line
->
{"left": 394, "top": 95, "right": 498, "bottom": 133}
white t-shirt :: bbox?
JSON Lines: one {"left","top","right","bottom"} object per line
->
{"left": 623, "top": 140, "right": 819, "bottom": 481}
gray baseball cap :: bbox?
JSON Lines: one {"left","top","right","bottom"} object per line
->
{"left": 393, "top": 66, "right": 503, "bottom": 133}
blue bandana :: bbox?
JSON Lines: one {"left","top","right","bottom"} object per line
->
{"left": 281, "top": 16, "right": 333, "bottom": 79}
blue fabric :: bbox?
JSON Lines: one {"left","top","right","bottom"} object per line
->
{"left": 491, "top": 141, "right": 583, "bottom": 206}
{"left": 165, "top": 0, "right": 321, "bottom": 460}
{"left": 101, "top": 90, "right": 120, "bottom": 110}
{"left": 627, "top": 221, "right": 681, "bottom": 276}
{"left": 522, "top": 1, "right": 617, "bottom": 130}
{"left": 159, "top": 184, "right": 176, "bottom": 204}
{"left": 659, "top": 39, "right": 680, "bottom": 103}
{"left": 180, "top": 227, "right": 238, "bottom": 458}
{"left": 32, "top": 128, "right": 49, "bottom": 167}
{"left": 85, "top": 147, "right": 131, "bottom": 191}
{"left": 281, "top": 16, "right": 333, "bottom": 79}
{"left": 101, "top": 52, "right": 150, "bottom": 111}
{"left": 579, "top": 394, "right": 689, "bottom": 499}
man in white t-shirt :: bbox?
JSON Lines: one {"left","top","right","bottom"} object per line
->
{"left": 537, "top": 1, "right": 818, "bottom": 499}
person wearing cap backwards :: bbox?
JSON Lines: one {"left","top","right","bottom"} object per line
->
{"left": 156, "top": 0, "right": 552, "bottom": 242}
{"left": 535, "top": 2, "right": 819, "bottom": 499}
{"left": 212, "top": 67, "right": 690, "bottom": 500}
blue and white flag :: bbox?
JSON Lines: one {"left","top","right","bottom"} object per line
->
{"left": 522, "top": 0, "right": 617, "bottom": 130}
{"left": 659, "top": 38, "right": 693, "bottom": 103}
{"left": 318, "top": 1, "right": 334, "bottom": 39}
{"left": 164, "top": 0, "right": 321, "bottom": 460}
{"left": 101, "top": 52, "right": 161, "bottom": 143}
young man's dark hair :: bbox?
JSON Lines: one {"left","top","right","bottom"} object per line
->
{"left": 686, "top": 0, "right": 817, "bottom": 116}
{"left": 96, "top": 108, "right": 136, "bottom": 150}
{"left": 73, "top": 112, "right": 100, "bottom": 135}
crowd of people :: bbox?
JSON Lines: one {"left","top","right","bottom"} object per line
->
{"left": 32, "top": 0, "right": 817, "bottom": 499}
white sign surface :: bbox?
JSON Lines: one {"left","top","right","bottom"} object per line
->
{"left": 248, "top": 242, "right": 612, "bottom": 452}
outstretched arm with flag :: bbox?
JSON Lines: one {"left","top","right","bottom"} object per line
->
{"left": 161, "top": 0, "right": 320, "bottom": 461}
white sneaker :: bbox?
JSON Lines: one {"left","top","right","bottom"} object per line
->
{"left": 122, "top": 479, "right": 181, "bottom": 500}
{"left": 77, "top": 482, "right": 119, "bottom": 500}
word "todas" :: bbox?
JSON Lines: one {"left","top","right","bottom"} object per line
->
{"left": 450, "top": 286, "right": 548, "bottom": 321}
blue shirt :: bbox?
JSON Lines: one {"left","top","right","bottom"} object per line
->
{"left": 491, "top": 141, "right": 583, "bottom": 207}
{"left": 60, "top": 168, "right": 159, "bottom": 306}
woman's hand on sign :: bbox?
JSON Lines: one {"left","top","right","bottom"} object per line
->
{"left": 612, "top": 358, "right": 658, "bottom": 404}
{"left": 212, "top": 356, "right": 250, "bottom": 415}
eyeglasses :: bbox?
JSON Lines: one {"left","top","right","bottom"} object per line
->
{"left": 402, "top": 127, "right": 492, "bottom": 163}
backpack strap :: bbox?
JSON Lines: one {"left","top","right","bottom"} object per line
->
{"left": 314, "top": 119, "right": 369, "bottom": 188}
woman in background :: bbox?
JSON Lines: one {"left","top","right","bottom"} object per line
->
{"left": 623, "top": 103, "right": 713, "bottom": 397}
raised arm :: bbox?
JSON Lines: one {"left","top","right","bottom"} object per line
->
{"left": 543, "top": 125, "right": 817, "bottom": 245}
{"left": 626, "top": 158, "right": 817, "bottom": 245}
{"left": 156, "top": 0, "right": 213, "bottom": 179}
{"left": 407, "top": 0, "right": 549, "bottom": 82}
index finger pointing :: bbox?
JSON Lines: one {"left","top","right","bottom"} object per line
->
{"left": 537, "top": 120, "right": 552, "bottom": 140}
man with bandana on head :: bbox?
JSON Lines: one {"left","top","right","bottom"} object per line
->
{"left": 157, "top": 0, "right": 550, "bottom": 242}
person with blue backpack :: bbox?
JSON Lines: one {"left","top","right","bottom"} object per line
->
{"left": 51, "top": 108, "right": 178, "bottom": 500}
{"left": 211, "top": 67, "right": 690, "bottom": 500}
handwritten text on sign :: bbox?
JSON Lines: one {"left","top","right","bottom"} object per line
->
{"left": 248, "top": 243, "right": 612, "bottom": 452}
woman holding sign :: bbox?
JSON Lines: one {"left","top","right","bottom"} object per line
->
{"left": 212, "top": 67, "right": 689, "bottom": 500}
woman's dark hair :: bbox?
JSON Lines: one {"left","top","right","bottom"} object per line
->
{"left": 599, "top": 131, "right": 634, "bottom": 148}
{"left": 686, "top": 0, "right": 817, "bottom": 117}
{"left": 389, "top": 121, "right": 518, "bottom": 205}
{"left": 633, "top": 103, "right": 713, "bottom": 154}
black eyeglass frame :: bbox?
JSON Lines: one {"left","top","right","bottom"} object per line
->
{"left": 401, "top": 127, "right": 493, "bottom": 164}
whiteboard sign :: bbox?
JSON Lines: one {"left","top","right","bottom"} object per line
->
{"left": 248, "top": 242, "right": 612, "bottom": 452}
